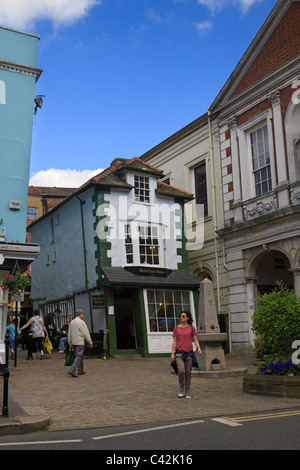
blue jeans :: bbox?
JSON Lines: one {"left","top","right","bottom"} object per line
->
{"left": 58, "top": 337, "right": 68, "bottom": 351}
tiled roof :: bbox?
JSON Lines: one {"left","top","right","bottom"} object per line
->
{"left": 157, "top": 181, "right": 193, "bottom": 200}
{"left": 28, "top": 186, "right": 77, "bottom": 197}
{"left": 28, "top": 157, "right": 193, "bottom": 229}
{"left": 79, "top": 157, "right": 192, "bottom": 199}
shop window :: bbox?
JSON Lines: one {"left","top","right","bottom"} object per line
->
{"left": 134, "top": 175, "right": 150, "bottom": 203}
{"left": 146, "top": 289, "right": 191, "bottom": 333}
{"left": 250, "top": 125, "right": 272, "bottom": 196}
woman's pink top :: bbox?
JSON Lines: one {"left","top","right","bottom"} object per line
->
{"left": 173, "top": 325, "right": 197, "bottom": 352}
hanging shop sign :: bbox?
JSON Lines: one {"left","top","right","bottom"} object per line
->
{"left": 124, "top": 266, "right": 172, "bottom": 277}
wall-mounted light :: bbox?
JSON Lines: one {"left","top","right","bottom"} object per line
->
{"left": 34, "top": 95, "right": 45, "bottom": 115}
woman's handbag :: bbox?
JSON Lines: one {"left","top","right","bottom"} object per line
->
{"left": 170, "top": 360, "right": 178, "bottom": 375}
{"left": 191, "top": 352, "right": 200, "bottom": 372}
{"left": 64, "top": 348, "right": 75, "bottom": 366}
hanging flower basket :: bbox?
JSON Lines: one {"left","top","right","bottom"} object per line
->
{"left": 0, "top": 272, "right": 31, "bottom": 295}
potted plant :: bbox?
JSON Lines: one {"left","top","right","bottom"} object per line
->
{"left": 0, "top": 272, "right": 31, "bottom": 295}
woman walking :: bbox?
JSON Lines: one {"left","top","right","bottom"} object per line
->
{"left": 171, "top": 311, "right": 202, "bottom": 399}
{"left": 20, "top": 309, "right": 48, "bottom": 360}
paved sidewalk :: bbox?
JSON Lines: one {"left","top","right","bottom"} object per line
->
{"left": 1, "top": 349, "right": 300, "bottom": 435}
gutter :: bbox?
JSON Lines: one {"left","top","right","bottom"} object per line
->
{"left": 76, "top": 195, "right": 94, "bottom": 332}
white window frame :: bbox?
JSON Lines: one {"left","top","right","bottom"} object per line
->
{"left": 237, "top": 111, "right": 276, "bottom": 202}
{"left": 250, "top": 124, "right": 272, "bottom": 197}
{"left": 123, "top": 221, "right": 165, "bottom": 267}
{"left": 144, "top": 289, "right": 195, "bottom": 334}
{"left": 133, "top": 174, "right": 150, "bottom": 204}
{"left": 27, "top": 207, "right": 38, "bottom": 220}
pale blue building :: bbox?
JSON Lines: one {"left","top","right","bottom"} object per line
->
{"left": 0, "top": 25, "right": 42, "bottom": 243}
{"left": 0, "top": 26, "right": 42, "bottom": 363}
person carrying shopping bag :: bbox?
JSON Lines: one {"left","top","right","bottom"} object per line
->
{"left": 171, "top": 311, "right": 202, "bottom": 399}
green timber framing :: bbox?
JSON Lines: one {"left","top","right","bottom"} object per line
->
{"left": 94, "top": 186, "right": 200, "bottom": 358}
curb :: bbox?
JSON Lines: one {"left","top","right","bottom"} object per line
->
{"left": 0, "top": 382, "right": 50, "bottom": 435}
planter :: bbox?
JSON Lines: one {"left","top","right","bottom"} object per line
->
{"left": 243, "top": 374, "right": 300, "bottom": 398}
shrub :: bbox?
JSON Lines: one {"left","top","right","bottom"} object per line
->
{"left": 252, "top": 282, "right": 300, "bottom": 362}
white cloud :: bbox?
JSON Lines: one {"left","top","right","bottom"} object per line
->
{"left": 0, "top": 0, "right": 100, "bottom": 30}
{"left": 194, "top": 20, "right": 213, "bottom": 35}
{"left": 197, "top": 0, "right": 262, "bottom": 14}
{"left": 29, "top": 168, "right": 103, "bottom": 188}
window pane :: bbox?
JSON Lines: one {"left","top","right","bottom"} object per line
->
{"left": 251, "top": 125, "right": 272, "bottom": 197}
{"left": 194, "top": 163, "right": 208, "bottom": 217}
{"left": 147, "top": 290, "right": 192, "bottom": 333}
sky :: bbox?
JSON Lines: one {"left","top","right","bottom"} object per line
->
{"left": 0, "top": 0, "right": 278, "bottom": 188}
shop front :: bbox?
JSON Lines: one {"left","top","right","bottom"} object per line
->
{"left": 100, "top": 267, "right": 200, "bottom": 357}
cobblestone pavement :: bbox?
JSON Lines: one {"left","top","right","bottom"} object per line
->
{"left": 3, "top": 349, "right": 300, "bottom": 432}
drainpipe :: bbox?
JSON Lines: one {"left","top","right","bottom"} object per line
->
{"left": 208, "top": 107, "right": 221, "bottom": 315}
{"left": 76, "top": 195, "right": 94, "bottom": 332}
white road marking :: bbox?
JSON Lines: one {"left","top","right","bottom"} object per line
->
{"left": 92, "top": 420, "right": 205, "bottom": 440}
{"left": 211, "top": 417, "right": 242, "bottom": 427}
{"left": 0, "top": 439, "right": 83, "bottom": 447}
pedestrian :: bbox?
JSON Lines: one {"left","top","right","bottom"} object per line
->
{"left": 67, "top": 309, "right": 93, "bottom": 377}
{"left": 171, "top": 311, "right": 202, "bottom": 399}
{"left": 6, "top": 319, "right": 20, "bottom": 359}
{"left": 44, "top": 307, "right": 61, "bottom": 338}
{"left": 56, "top": 318, "right": 71, "bottom": 353}
{"left": 20, "top": 309, "right": 48, "bottom": 360}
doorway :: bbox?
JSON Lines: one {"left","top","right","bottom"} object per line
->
{"left": 114, "top": 293, "right": 136, "bottom": 350}
{"left": 256, "top": 250, "right": 294, "bottom": 294}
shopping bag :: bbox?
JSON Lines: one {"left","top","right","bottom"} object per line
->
{"left": 65, "top": 348, "right": 75, "bottom": 366}
{"left": 44, "top": 336, "right": 53, "bottom": 354}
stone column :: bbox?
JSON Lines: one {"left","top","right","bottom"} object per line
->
{"left": 289, "top": 268, "right": 300, "bottom": 297}
{"left": 245, "top": 276, "right": 257, "bottom": 349}
{"left": 267, "top": 90, "right": 289, "bottom": 208}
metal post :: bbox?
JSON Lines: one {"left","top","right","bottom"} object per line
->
{"left": 14, "top": 308, "right": 18, "bottom": 367}
{"left": 1, "top": 332, "right": 10, "bottom": 418}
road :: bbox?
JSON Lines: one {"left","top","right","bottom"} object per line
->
{"left": 0, "top": 408, "right": 299, "bottom": 452}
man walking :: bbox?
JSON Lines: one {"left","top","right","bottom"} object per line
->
{"left": 44, "top": 307, "right": 61, "bottom": 338}
{"left": 68, "top": 309, "right": 93, "bottom": 377}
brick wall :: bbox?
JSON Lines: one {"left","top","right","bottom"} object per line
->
{"left": 231, "top": 2, "right": 300, "bottom": 98}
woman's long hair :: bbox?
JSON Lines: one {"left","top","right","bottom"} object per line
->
{"left": 181, "top": 310, "right": 193, "bottom": 326}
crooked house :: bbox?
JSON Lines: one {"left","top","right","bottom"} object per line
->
{"left": 28, "top": 158, "right": 201, "bottom": 356}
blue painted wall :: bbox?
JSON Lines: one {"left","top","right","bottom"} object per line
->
{"left": 0, "top": 26, "right": 41, "bottom": 242}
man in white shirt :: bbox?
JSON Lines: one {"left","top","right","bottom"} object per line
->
{"left": 68, "top": 309, "right": 93, "bottom": 377}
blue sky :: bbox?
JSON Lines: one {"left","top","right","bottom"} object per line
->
{"left": 0, "top": 0, "right": 278, "bottom": 187}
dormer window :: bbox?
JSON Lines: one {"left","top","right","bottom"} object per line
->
{"left": 134, "top": 175, "right": 150, "bottom": 203}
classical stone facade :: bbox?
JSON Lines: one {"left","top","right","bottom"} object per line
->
{"left": 212, "top": 0, "right": 300, "bottom": 354}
